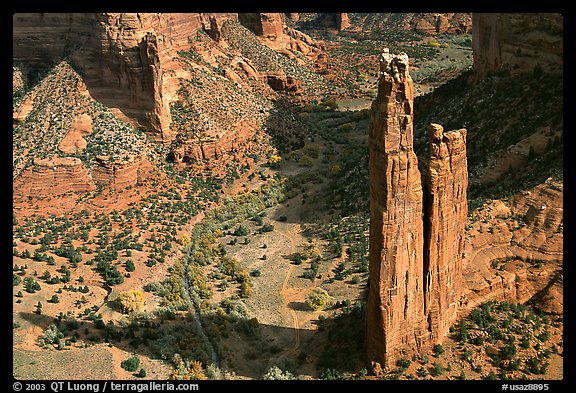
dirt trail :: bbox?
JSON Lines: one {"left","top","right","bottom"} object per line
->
{"left": 277, "top": 224, "right": 303, "bottom": 354}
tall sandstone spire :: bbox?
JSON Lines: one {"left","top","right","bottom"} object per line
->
{"left": 367, "top": 49, "right": 428, "bottom": 369}
{"left": 424, "top": 124, "right": 468, "bottom": 343}
{"left": 367, "top": 50, "right": 468, "bottom": 369}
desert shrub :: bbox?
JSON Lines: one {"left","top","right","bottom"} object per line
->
{"left": 416, "top": 366, "right": 428, "bottom": 378}
{"left": 171, "top": 356, "right": 207, "bottom": 380}
{"left": 125, "top": 259, "right": 135, "bottom": 272}
{"left": 320, "top": 98, "right": 338, "bottom": 110}
{"left": 396, "top": 358, "right": 411, "bottom": 371}
{"left": 338, "top": 122, "right": 354, "bottom": 132}
{"left": 267, "top": 154, "right": 282, "bottom": 168}
{"left": 298, "top": 154, "right": 314, "bottom": 167}
{"left": 116, "top": 289, "right": 146, "bottom": 314}
{"left": 304, "top": 239, "right": 323, "bottom": 261}
{"left": 38, "top": 324, "right": 64, "bottom": 348}
{"left": 433, "top": 343, "right": 445, "bottom": 356}
{"left": 430, "top": 361, "right": 444, "bottom": 377}
{"left": 456, "top": 317, "right": 468, "bottom": 342}
{"left": 178, "top": 234, "right": 191, "bottom": 247}
{"left": 426, "top": 38, "right": 441, "bottom": 48}
{"left": 485, "top": 371, "right": 498, "bottom": 380}
{"left": 121, "top": 355, "right": 140, "bottom": 372}
{"left": 233, "top": 225, "right": 249, "bottom": 236}
{"left": 261, "top": 223, "right": 274, "bottom": 233}
{"left": 136, "top": 368, "right": 146, "bottom": 378}
{"left": 239, "top": 281, "right": 253, "bottom": 298}
{"left": 263, "top": 365, "right": 295, "bottom": 380}
{"left": 306, "top": 287, "right": 332, "bottom": 311}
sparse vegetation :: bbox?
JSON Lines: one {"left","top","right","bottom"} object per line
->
{"left": 12, "top": 14, "right": 562, "bottom": 383}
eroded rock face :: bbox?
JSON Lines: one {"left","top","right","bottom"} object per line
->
{"left": 263, "top": 71, "right": 301, "bottom": 93}
{"left": 367, "top": 50, "right": 468, "bottom": 369}
{"left": 91, "top": 154, "right": 152, "bottom": 190}
{"left": 460, "top": 179, "right": 563, "bottom": 314}
{"left": 170, "top": 120, "right": 257, "bottom": 163}
{"left": 57, "top": 114, "right": 93, "bottom": 154}
{"left": 424, "top": 124, "right": 468, "bottom": 343}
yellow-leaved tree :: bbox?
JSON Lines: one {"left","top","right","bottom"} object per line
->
{"left": 115, "top": 289, "right": 146, "bottom": 314}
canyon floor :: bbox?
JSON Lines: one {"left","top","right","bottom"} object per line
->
{"left": 13, "top": 26, "right": 562, "bottom": 381}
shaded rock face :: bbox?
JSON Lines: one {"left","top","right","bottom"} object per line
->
{"left": 309, "top": 13, "right": 350, "bottom": 30}
{"left": 263, "top": 71, "right": 301, "bottom": 93}
{"left": 238, "top": 13, "right": 285, "bottom": 38}
{"left": 367, "top": 50, "right": 468, "bottom": 369}
{"left": 472, "top": 13, "right": 563, "bottom": 79}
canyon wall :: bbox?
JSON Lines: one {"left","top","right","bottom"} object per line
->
{"left": 346, "top": 13, "right": 471, "bottom": 35}
{"left": 367, "top": 50, "right": 468, "bottom": 369}
{"left": 238, "top": 13, "right": 285, "bottom": 38}
{"left": 13, "top": 13, "right": 238, "bottom": 144}
{"left": 472, "top": 13, "right": 563, "bottom": 78}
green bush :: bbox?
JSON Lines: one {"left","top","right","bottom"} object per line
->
{"left": 298, "top": 155, "right": 314, "bottom": 167}
{"left": 121, "top": 355, "right": 140, "bottom": 372}
{"left": 233, "top": 225, "right": 249, "bottom": 236}
{"left": 261, "top": 223, "right": 274, "bottom": 233}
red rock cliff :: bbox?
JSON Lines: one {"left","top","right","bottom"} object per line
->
{"left": 12, "top": 13, "right": 238, "bottom": 144}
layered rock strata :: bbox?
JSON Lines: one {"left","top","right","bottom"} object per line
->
{"left": 91, "top": 154, "right": 152, "bottom": 189}
{"left": 13, "top": 153, "right": 152, "bottom": 198}
{"left": 367, "top": 50, "right": 468, "bottom": 369}
{"left": 14, "top": 157, "right": 96, "bottom": 196}
{"left": 171, "top": 120, "right": 256, "bottom": 162}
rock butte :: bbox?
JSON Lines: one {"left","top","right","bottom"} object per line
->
{"left": 367, "top": 49, "right": 468, "bottom": 369}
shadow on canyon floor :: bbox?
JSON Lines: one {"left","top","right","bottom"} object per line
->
{"left": 15, "top": 303, "right": 367, "bottom": 380}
